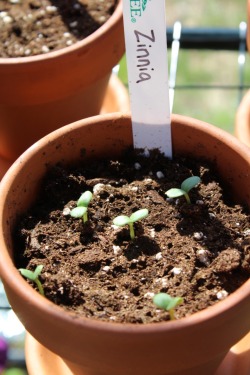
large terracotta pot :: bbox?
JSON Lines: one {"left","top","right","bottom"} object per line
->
{"left": 0, "top": 1, "right": 124, "bottom": 162}
{"left": 0, "top": 113, "right": 250, "bottom": 375}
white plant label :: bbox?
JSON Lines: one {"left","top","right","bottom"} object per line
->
{"left": 122, "top": 0, "right": 172, "bottom": 158}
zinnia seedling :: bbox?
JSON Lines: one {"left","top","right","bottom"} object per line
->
{"left": 19, "top": 265, "right": 44, "bottom": 296}
{"left": 165, "top": 176, "right": 201, "bottom": 204}
{"left": 113, "top": 209, "right": 149, "bottom": 240}
{"left": 153, "top": 293, "right": 183, "bottom": 320}
{"left": 70, "top": 191, "right": 93, "bottom": 223}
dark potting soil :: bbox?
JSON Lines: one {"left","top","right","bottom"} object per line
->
{"left": 0, "top": 0, "right": 117, "bottom": 58}
{"left": 14, "top": 149, "right": 250, "bottom": 324}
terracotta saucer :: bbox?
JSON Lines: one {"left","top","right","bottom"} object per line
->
{"left": 101, "top": 74, "right": 130, "bottom": 114}
{"left": 25, "top": 332, "right": 250, "bottom": 375}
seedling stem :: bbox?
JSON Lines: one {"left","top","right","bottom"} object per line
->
{"left": 113, "top": 209, "right": 149, "bottom": 240}
{"left": 19, "top": 265, "right": 44, "bottom": 296}
{"left": 70, "top": 191, "right": 92, "bottom": 223}
{"left": 165, "top": 176, "right": 200, "bottom": 204}
{"left": 153, "top": 293, "right": 183, "bottom": 320}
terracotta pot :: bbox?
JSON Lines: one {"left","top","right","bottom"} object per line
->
{"left": 235, "top": 89, "right": 250, "bottom": 147}
{"left": 0, "top": 74, "right": 129, "bottom": 183}
{"left": 0, "top": 113, "right": 250, "bottom": 375}
{"left": 0, "top": 1, "right": 124, "bottom": 162}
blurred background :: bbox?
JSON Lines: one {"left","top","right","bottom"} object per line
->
{"left": 1, "top": 1, "right": 249, "bottom": 374}
{"left": 119, "top": 0, "right": 250, "bottom": 134}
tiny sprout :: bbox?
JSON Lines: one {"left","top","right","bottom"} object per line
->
{"left": 113, "top": 208, "right": 149, "bottom": 240}
{"left": 70, "top": 191, "right": 93, "bottom": 223}
{"left": 19, "top": 265, "right": 44, "bottom": 296}
{"left": 165, "top": 176, "right": 201, "bottom": 204}
{"left": 153, "top": 293, "right": 183, "bottom": 320}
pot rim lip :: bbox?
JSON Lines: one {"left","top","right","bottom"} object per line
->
{"left": 1, "top": 112, "right": 250, "bottom": 333}
{"left": 0, "top": 0, "right": 123, "bottom": 65}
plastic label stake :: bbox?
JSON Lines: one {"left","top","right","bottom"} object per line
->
{"left": 122, "top": 0, "right": 172, "bottom": 158}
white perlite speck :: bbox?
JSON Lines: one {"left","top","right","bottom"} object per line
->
{"left": 171, "top": 267, "right": 182, "bottom": 275}
{"left": 196, "top": 200, "right": 204, "bottom": 205}
{"left": 62, "top": 207, "right": 71, "bottom": 216}
{"left": 113, "top": 245, "right": 122, "bottom": 256}
{"left": 70, "top": 21, "right": 78, "bottom": 28}
{"left": 155, "top": 252, "right": 163, "bottom": 261}
{"left": 209, "top": 212, "right": 216, "bottom": 219}
{"left": 102, "top": 266, "right": 110, "bottom": 272}
{"left": 197, "top": 249, "right": 210, "bottom": 266}
{"left": 194, "top": 232, "right": 204, "bottom": 240}
{"left": 93, "top": 183, "right": 105, "bottom": 194}
{"left": 41, "top": 45, "right": 50, "bottom": 53}
{"left": 131, "top": 259, "right": 139, "bottom": 264}
{"left": 99, "top": 16, "right": 106, "bottom": 23}
{"left": 149, "top": 228, "right": 155, "bottom": 238}
{"left": 216, "top": 290, "right": 228, "bottom": 300}
{"left": 46, "top": 5, "right": 57, "bottom": 13}
{"left": 156, "top": 171, "right": 165, "bottom": 179}
{"left": 73, "top": 3, "right": 81, "bottom": 9}
{"left": 3, "top": 15, "right": 13, "bottom": 23}
{"left": 134, "top": 162, "right": 141, "bottom": 170}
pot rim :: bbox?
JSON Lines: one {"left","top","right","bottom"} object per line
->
{"left": 0, "top": 112, "right": 250, "bottom": 334}
{"left": 0, "top": 0, "right": 123, "bottom": 65}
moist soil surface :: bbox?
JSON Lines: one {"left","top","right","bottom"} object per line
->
{"left": 0, "top": 0, "right": 117, "bottom": 58}
{"left": 15, "top": 150, "right": 250, "bottom": 324}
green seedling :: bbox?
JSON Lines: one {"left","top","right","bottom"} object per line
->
{"left": 165, "top": 176, "right": 201, "bottom": 204}
{"left": 153, "top": 293, "right": 183, "bottom": 320}
{"left": 19, "top": 265, "right": 44, "bottom": 296}
{"left": 113, "top": 208, "right": 149, "bottom": 240}
{"left": 70, "top": 191, "right": 93, "bottom": 223}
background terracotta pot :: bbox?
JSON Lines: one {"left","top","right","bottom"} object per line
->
{"left": 0, "top": 0, "right": 124, "bottom": 162}
{"left": 0, "top": 113, "right": 250, "bottom": 375}
{"left": 235, "top": 89, "right": 250, "bottom": 147}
